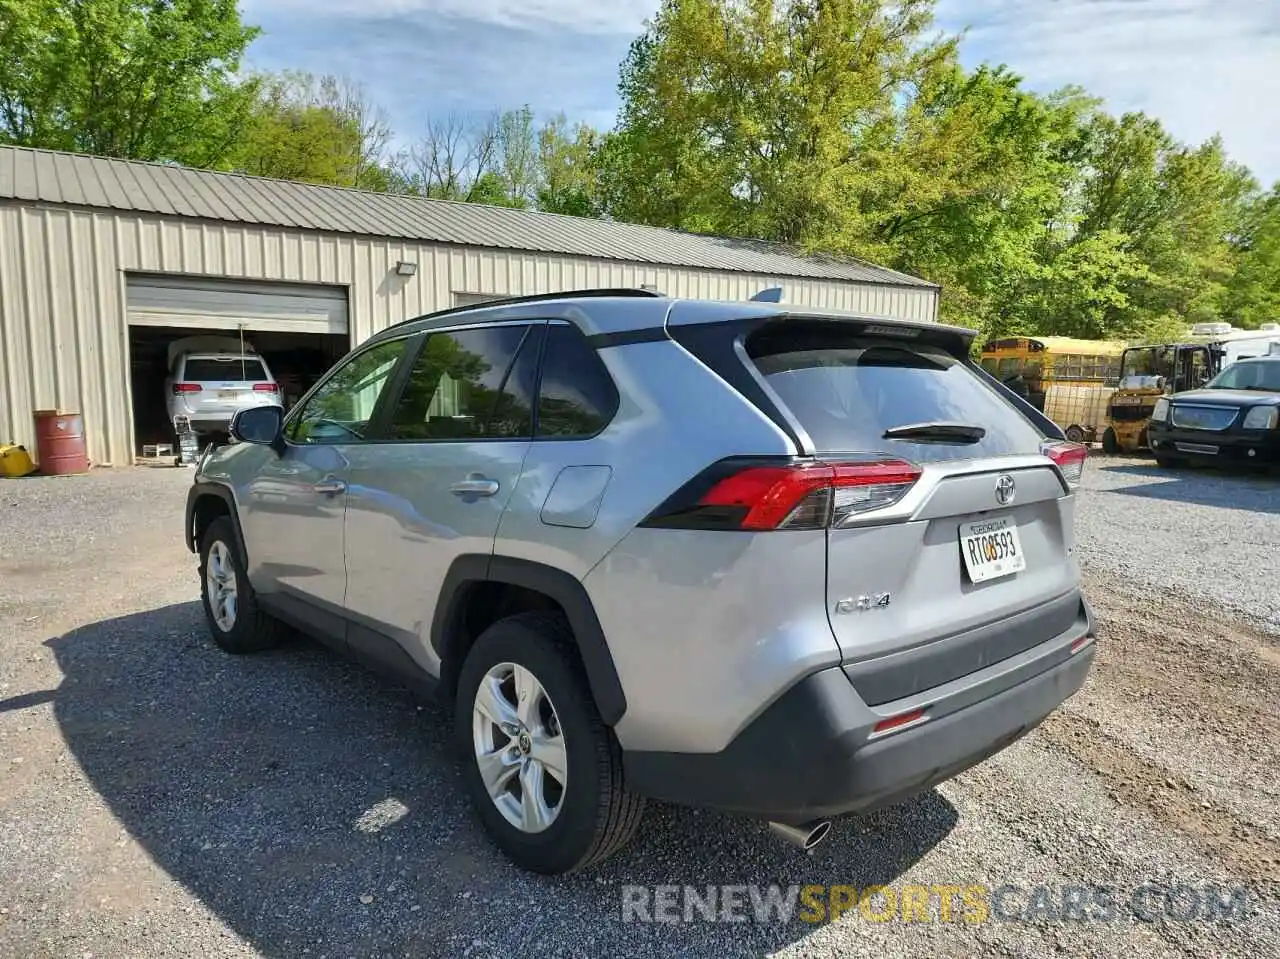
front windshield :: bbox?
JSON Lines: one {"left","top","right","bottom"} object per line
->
{"left": 1120, "top": 346, "right": 1211, "bottom": 391}
{"left": 1207, "top": 360, "right": 1280, "bottom": 392}
{"left": 1121, "top": 348, "right": 1165, "bottom": 379}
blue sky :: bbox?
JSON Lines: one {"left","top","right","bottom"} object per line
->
{"left": 239, "top": 0, "right": 1280, "bottom": 185}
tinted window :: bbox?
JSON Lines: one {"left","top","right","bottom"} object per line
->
{"left": 289, "top": 339, "right": 406, "bottom": 444}
{"left": 386, "top": 325, "right": 537, "bottom": 440}
{"left": 183, "top": 357, "right": 267, "bottom": 382}
{"left": 748, "top": 329, "right": 1044, "bottom": 463}
{"left": 536, "top": 324, "right": 619, "bottom": 438}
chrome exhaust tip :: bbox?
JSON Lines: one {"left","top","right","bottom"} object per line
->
{"left": 767, "top": 819, "right": 832, "bottom": 852}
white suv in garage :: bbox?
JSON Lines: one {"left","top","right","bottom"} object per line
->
{"left": 165, "top": 337, "right": 283, "bottom": 436}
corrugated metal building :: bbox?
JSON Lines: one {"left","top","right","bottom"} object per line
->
{"left": 0, "top": 146, "right": 939, "bottom": 466}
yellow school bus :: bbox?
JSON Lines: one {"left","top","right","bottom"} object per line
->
{"left": 980, "top": 336, "right": 1126, "bottom": 442}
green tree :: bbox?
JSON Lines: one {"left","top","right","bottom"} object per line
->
{"left": 598, "top": 0, "right": 1267, "bottom": 342}
{"left": 1071, "top": 114, "right": 1257, "bottom": 335}
{"left": 873, "top": 67, "right": 1099, "bottom": 334}
{"left": 0, "top": 0, "right": 259, "bottom": 167}
{"left": 231, "top": 72, "right": 392, "bottom": 188}
{"left": 1222, "top": 189, "right": 1280, "bottom": 328}
{"left": 537, "top": 115, "right": 601, "bottom": 216}
{"left": 597, "top": 0, "right": 956, "bottom": 245}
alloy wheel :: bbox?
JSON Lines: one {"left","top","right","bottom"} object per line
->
{"left": 205, "top": 540, "right": 239, "bottom": 632}
{"left": 471, "top": 662, "right": 568, "bottom": 834}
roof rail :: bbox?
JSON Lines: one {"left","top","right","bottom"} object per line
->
{"left": 386, "top": 287, "right": 664, "bottom": 331}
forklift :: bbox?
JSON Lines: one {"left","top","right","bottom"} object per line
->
{"left": 1100, "top": 342, "right": 1220, "bottom": 453}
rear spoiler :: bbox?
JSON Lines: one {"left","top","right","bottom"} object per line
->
{"left": 739, "top": 311, "right": 978, "bottom": 361}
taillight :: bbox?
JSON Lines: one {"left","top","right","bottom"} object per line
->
{"left": 642, "top": 457, "right": 922, "bottom": 531}
{"left": 1042, "top": 440, "right": 1087, "bottom": 489}
{"left": 172, "top": 383, "right": 201, "bottom": 394}
{"left": 253, "top": 383, "right": 279, "bottom": 392}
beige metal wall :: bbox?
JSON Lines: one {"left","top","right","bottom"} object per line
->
{"left": 0, "top": 202, "right": 939, "bottom": 466}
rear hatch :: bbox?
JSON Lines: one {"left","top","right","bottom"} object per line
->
{"left": 742, "top": 318, "right": 1085, "bottom": 703}
{"left": 175, "top": 354, "right": 278, "bottom": 418}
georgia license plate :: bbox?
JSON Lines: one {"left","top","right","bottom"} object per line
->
{"left": 960, "top": 516, "right": 1026, "bottom": 583}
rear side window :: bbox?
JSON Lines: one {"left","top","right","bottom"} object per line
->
{"left": 385, "top": 325, "right": 538, "bottom": 441}
{"left": 182, "top": 357, "right": 268, "bottom": 382}
{"left": 535, "top": 324, "right": 619, "bottom": 438}
{"left": 747, "top": 330, "right": 1045, "bottom": 463}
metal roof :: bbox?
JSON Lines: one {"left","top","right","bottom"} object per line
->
{"left": 0, "top": 146, "right": 935, "bottom": 288}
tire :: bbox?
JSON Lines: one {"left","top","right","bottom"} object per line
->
{"left": 455, "top": 612, "right": 645, "bottom": 874}
{"left": 1064, "top": 425, "right": 1086, "bottom": 443}
{"left": 1154, "top": 456, "right": 1183, "bottom": 469}
{"left": 1102, "top": 428, "right": 1120, "bottom": 454}
{"left": 198, "top": 516, "right": 281, "bottom": 654}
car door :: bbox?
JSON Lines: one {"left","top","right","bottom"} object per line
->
{"left": 240, "top": 336, "right": 411, "bottom": 638}
{"left": 340, "top": 322, "right": 543, "bottom": 675}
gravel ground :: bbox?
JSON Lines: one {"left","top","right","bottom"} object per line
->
{"left": 0, "top": 455, "right": 1278, "bottom": 958}
{"left": 1074, "top": 455, "right": 1280, "bottom": 636}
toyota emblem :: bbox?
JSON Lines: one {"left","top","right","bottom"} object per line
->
{"left": 995, "top": 474, "right": 1016, "bottom": 506}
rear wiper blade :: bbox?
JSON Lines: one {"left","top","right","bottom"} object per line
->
{"left": 882, "top": 421, "right": 987, "bottom": 443}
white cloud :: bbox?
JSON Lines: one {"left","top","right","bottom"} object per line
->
{"left": 936, "top": 0, "right": 1280, "bottom": 183}
{"left": 242, "top": 0, "right": 654, "bottom": 35}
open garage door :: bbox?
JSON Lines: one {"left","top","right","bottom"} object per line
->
{"left": 126, "top": 274, "right": 348, "bottom": 335}
{"left": 126, "top": 275, "right": 350, "bottom": 456}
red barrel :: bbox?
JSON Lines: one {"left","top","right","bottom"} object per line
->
{"left": 33, "top": 410, "right": 90, "bottom": 475}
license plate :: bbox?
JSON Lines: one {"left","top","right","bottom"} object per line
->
{"left": 960, "top": 516, "right": 1026, "bottom": 584}
{"left": 217, "top": 390, "right": 239, "bottom": 399}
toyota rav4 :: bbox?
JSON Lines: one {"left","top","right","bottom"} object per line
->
{"left": 184, "top": 289, "right": 1096, "bottom": 874}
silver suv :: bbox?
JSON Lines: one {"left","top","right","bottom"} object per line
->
{"left": 183, "top": 289, "right": 1096, "bottom": 874}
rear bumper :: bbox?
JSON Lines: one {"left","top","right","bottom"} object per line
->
{"left": 1148, "top": 425, "right": 1280, "bottom": 464}
{"left": 624, "top": 601, "right": 1095, "bottom": 822}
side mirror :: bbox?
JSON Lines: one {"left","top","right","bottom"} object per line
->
{"left": 231, "top": 406, "right": 284, "bottom": 447}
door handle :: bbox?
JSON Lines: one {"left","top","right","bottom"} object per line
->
{"left": 313, "top": 478, "right": 347, "bottom": 495}
{"left": 450, "top": 477, "right": 500, "bottom": 497}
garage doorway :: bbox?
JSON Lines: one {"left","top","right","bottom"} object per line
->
{"left": 125, "top": 275, "right": 350, "bottom": 454}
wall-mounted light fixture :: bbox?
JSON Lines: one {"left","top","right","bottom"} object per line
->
{"left": 395, "top": 260, "right": 418, "bottom": 277}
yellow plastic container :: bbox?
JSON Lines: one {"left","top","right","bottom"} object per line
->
{"left": 0, "top": 444, "right": 37, "bottom": 478}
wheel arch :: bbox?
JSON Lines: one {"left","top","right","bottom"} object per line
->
{"left": 186, "top": 482, "right": 247, "bottom": 565}
{"left": 432, "top": 555, "right": 627, "bottom": 726}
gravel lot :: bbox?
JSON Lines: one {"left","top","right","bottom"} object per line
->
{"left": 1, "top": 455, "right": 1278, "bottom": 958}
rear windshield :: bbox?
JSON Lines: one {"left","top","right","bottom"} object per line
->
{"left": 748, "top": 331, "right": 1045, "bottom": 462}
{"left": 182, "top": 357, "right": 268, "bottom": 382}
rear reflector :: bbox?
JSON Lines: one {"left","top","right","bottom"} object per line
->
{"left": 1070, "top": 634, "right": 1094, "bottom": 654}
{"left": 872, "top": 708, "right": 927, "bottom": 735}
{"left": 643, "top": 457, "right": 923, "bottom": 531}
{"left": 253, "top": 383, "right": 279, "bottom": 392}
{"left": 172, "top": 383, "right": 201, "bottom": 394}
{"left": 1041, "top": 440, "right": 1087, "bottom": 489}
